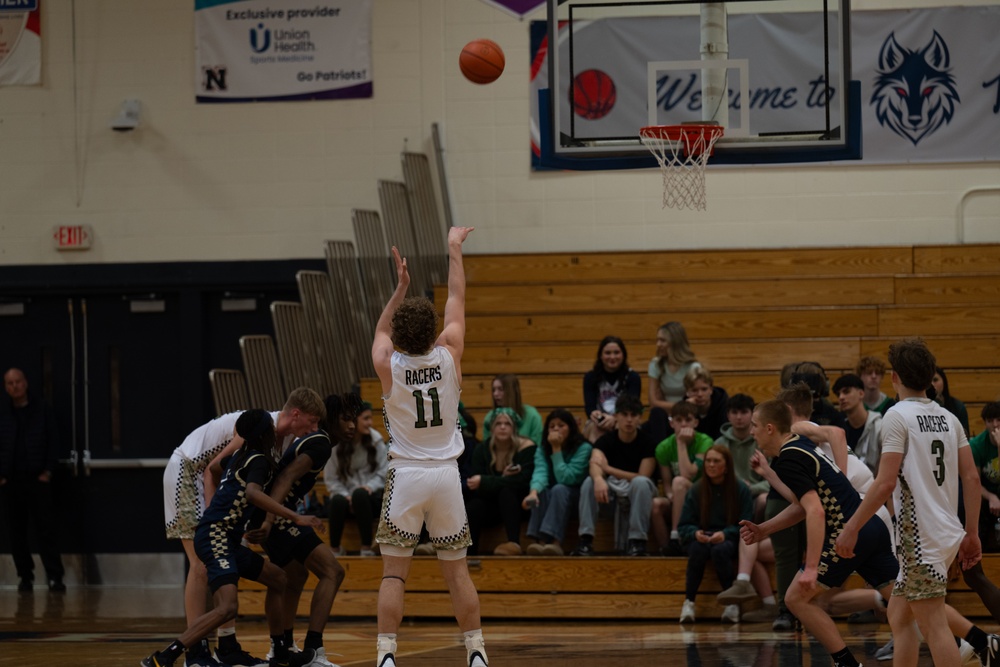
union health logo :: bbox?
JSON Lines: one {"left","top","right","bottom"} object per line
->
{"left": 249, "top": 22, "right": 270, "bottom": 53}
{"left": 871, "top": 30, "right": 960, "bottom": 145}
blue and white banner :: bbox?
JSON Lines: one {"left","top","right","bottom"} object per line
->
{"left": 0, "top": 0, "right": 40, "bottom": 86}
{"left": 195, "top": 0, "right": 371, "bottom": 103}
{"left": 530, "top": 6, "right": 1000, "bottom": 166}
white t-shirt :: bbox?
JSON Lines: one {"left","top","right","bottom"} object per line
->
{"left": 881, "top": 397, "right": 969, "bottom": 564}
{"left": 382, "top": 346, "right": 465, "bottom": 462}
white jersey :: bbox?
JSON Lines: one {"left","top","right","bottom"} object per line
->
{"left": 882, "top": 397, "right": 968, "bottom": 564}
{"left": 816, "top": 439, "right": 874, "bottom": 495}
{"left": 173, "top": 410, "right": 281, "bottom": 470}
{"left": 382, "top": 346, "right": 465, "bottom": 462}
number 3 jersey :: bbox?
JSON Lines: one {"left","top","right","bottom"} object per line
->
{"left": 382, "top": 346, "right": 465, "bottom": 462}
{"left": 881, "top": 397, "right": 969, "bottom": 564}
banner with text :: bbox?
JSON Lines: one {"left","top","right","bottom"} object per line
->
{"left": 195, "top": 0, "right": 371, "bottom": 103}
{"left": 0, "top": 0, "right": 40, "bottom": 86}
{"left": 530, "top": 6, "right": 1000, "bottom": 166}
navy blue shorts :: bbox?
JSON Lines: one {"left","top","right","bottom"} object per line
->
{"left": 817, "top": 514, "right": 898, "bottom": 590}
{"left": 263, "top": 519, "right": 323, "bottom": 567}
{"left": 194, "top": 522, "right": 265, "bottom": 592}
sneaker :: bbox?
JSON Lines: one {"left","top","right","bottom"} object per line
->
{"left": 679, "top": 599, "right": 696, "bottom": 623}
{"left": 721, "top": 604, "right": 740, "bottom": 623}
{"left": 312, "top": 647, "right": 341, "bottom": 667}
{"left": 874, "top": 638, "right": 893, "bottom": 661}
{"left": 570, "top": 541, "right": 594, "bottom": 557}
{"left": 492, "top": 541, "right": 522, "bottom": 556}
{"left": 377, "top": 655, "right": 395, "bottom": 667}
{"left": 142, "top": 654, "right": 173, "bottom": 667}
{"left": 541, "top": 543, "right": 564, "bottom": 556}
{"left": 265, "top": 643, "right": 301, "bottom": 661}
{"left": 960, "top": 639, "right": 977, "bottom": 665}
{"left": 413, "top": 543, "right": 435, "bottom": 556}
{"left": 48, "top": 579, "right": 66, "bottom": 593}
{"left": 269, "top": 648, "right": 315, "bottom": 667}
{"left": 469, "top": 650, "right": 488, "bottom": 667}
{"left": 978, "top": 633, "right": 1000, "bottom": 667}
{"left": 187, "top": 655, "right": 226, "bottom": 667}
{"left": 359, "top": 548, "right": 377, "bottom": 557}
{"left": 17, "top": 578, "right": 32, "bottom": 593}
{"left": 525, "top": 543, "right": 545, "bottom": 556}
{"left": 662, "top": 539, "right": 684, "bottom": 557}
{"left": 740, "top": 603, "right": 779, "bottom": 623}
{"left": 772, "top": 610, "right": 797, "bottom": 632}
{"left": 215, "top": 647, "right": 268, "bottom": 667}
{"left": 625, "top": 540, "right": 647, "bottom": 557}
{"left": 716, "top": 579, "right": 759, "bottom": 605}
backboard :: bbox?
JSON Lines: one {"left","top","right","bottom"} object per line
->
{"left": 534, "top": 0, "right": 859, "bottom": 169}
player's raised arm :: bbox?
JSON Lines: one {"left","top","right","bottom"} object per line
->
{"left": 372, "top": 246, "right": 410, "bottom": 393}
{"left": 435, "top": 226, "right": 475, "bottom": 367}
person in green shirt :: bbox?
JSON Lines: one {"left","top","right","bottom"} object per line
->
{"left": 970, "top": 401, "right": 1000, "bottom": 550}
{"left": 651, "top": 401, "right": 714, "bottom": 556}
{"left": 482, "top": 374, "right": 543, "bottom": 445}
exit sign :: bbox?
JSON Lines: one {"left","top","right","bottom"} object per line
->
{"left": 52, "top": 225, "right": 93, "bottom": 250}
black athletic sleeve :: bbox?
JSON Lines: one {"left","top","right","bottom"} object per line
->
{"left": 242, "top": 455, "right": 272, "bottom": 488}
{"left": 295, "top": 431, "right": 333, "bottom": 469}
{"left": 772, "top": 447, "right": 819, "bottom": 501}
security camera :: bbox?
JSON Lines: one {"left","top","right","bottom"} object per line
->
{"left": 111, "top": 99, "right": 141, "bottom": 132}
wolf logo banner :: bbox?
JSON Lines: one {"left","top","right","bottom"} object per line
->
{"left": 0, "top": 0, "right": 40, "bottom": 86}
{"left": 194, "top": 0, "right": 372, "bottom": 103}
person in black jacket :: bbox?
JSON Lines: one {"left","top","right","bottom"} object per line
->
{"left": 0, "top": 368, "right": 65, "bottom": 592}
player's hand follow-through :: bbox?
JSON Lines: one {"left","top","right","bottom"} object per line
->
{"left": 391, "top": 246, "right": 409, "bottom": 288}
{"left": 448, "top": 226, "right": 475, "bottom": 245}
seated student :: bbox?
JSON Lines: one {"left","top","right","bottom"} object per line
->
{"left": 714, "top": 393, "right": 769, "bottom": 520}
{"left": 832, "top": 373, "right": 882, "bottom": 474}
{"left": 677, "top": 445, "right": 754, "bottom": 624}
{"left": 572, "top": 393, "right": 656, "bottom": 557}
{"left": 523, "top": 408, "right": 593, "bottom": 556}
{"left": 783, "top": 361, "right": 845, "bottom": 429}
{"left": 645, "top": 321, "right": 701, "bottom": 443}
{"left": 932, "top": 365, "right": 971, "bottom": 437}
{"left": 652, "top": 401, "right": 714, "bottom": 557}
{"left": 582, "top": 336, "right": 642, "bottom": 444}
{"left": 141, "top": 410, "right": 322, "bottom": 667}
{"left": 683, "top": 366, "right": 729, "bottom": 440}
{"left": 483, "top": 373, "right": 544, "bottom": 445}
{"left": 325, "top": 401, "right": 388, "bottom": 556}
{"left": 855, "top": 355, "right": 896, "bottom": 415}
{"left": 465, "top": 408, "right": 536, "bottom": 555}
{"left": 970, "top": 401, "right": 1000, "bottom": 552}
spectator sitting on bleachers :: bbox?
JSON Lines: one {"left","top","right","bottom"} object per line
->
{"left": 582, "top": 336, "right": 642, "bottom": 444}
{"left": 653, "top": 401, "right": 714, "bottom": 557}
{"left": 932, "top": 365, "right": 971, "bottom": 437}
{"left": 465, "top": 408, "right": 536, "bottom": 556}
{"left": 324, "top": 401, "right": 388, "bottom": 556}
{"left": 677, "top": 444, "right": 753, "bottom": 624}
{"left": 571, "top": 393, "right": 656, "bottom": 557}
{"left": 715, "top": 393, "right": 769, "bottom": 520}
{"left": 523, "top": 408, "right": 593, "bottom": 556}
{"left": 832, "top": 374, "right": 882, "bottom": 474}
{"left": 645, "top": 321, "right": 701, "bottom": 443}
{"left": 683, "top": 366, "right": 729, "bottom": 440}
{"left": 969, "top": 401, "right": 1000, "bottom": 552}
{"left": 786, "top": 361, "right": 845, "bottom": 428}
{"left": 482, "top": 373, "right": 544, "bottom": 446}
{"left": 856, "top": 355, "right": 896, "bottom": 415}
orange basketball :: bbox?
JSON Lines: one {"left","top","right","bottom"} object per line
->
{"left": 459, "top": 39, "right": 505, "bottom": 84}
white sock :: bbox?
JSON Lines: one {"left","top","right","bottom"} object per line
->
{"left": 377, "top": 634, "right": 397, "bottom": 663}
{"left": 762, "top": 595, "right": 776, "bottom": 605}
{"left": 736, "top": 573, "right": 751, "bottom": 582}
{"left": 874, "top": 590, "right": 886, "bottom": 608}
{"left": 464, "top": 629, "right": 487, "bottom": 665}
{"left": 670, "top": 530, "right": 680, "bottom": 540}
{"left": 218, "top": 627, "right": 236, "bottom": 638}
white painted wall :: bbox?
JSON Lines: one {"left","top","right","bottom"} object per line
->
{"left": 0, "top": 0, "right": 997, "bottom": 266}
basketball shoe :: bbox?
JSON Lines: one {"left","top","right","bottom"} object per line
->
{"left": 268, "top": 647, "right": 315, "bottom": 667}
{"left": 978, "top": 633, "right": 1000, "bottom": 667}
{"left": 214, "top": 645, "right": 267, "bottom": 667}
{"left": 142, "top": 654, "right": 174, "bottom": 667}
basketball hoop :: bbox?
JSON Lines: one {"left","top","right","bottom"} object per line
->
{"left": 640, "top": 124, "right": 725, "bottom": 211}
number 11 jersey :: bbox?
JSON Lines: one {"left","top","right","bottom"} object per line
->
{"left": 382, "top": 346, "right": 465, "bottom": 462}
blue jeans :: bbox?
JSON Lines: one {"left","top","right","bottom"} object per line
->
{"left": 684, "top": 534, "right": 737, "bottom": 600}
{"left": 527, "top": 483, "right": 580, "bottom": 543}
{"left": 578, "top": 475, "right": 655, "bottom": 541}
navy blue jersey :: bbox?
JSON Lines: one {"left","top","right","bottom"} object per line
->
{"left": 198, "top": 450, "right": 272, "bottom": 536}
{"left": 274, "top": 430, "right": 332, "bottom": 510}
{"left": 771, "top": 434, "right": 862, "bottom": 540}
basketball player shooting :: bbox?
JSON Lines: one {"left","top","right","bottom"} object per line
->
{"left": 370, "top": 226, "right": 488, "bottom": 667}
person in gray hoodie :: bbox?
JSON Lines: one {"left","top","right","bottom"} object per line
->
{"left": 832, "top": 374, "right": 883, "bottom": 474}
{"left": 714, "top": 394, "right": 769, "bottom": 521}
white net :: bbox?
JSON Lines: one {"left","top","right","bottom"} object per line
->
{"left": 640, "top": 125, "right": 724, "bottom": 211}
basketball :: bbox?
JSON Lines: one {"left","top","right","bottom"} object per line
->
{"left": 571, "top": 69, "right": 616, "bottom": 120}
{"left": 459, "top": 39, "right": 505, "bottom": 84}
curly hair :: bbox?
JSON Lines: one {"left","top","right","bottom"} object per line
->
{"left": 391, "top": 297, "right": 438, "bottom": 355}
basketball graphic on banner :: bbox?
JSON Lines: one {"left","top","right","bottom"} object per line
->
{"left": 459, "top": 39, "right": 505, "bottom": 84}
{"left": 571, "top": 69, "right": 616, "bottom": 120}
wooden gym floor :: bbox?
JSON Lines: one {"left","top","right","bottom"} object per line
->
{"left": 1, "top": 585, "right": 984, "bottom": 667}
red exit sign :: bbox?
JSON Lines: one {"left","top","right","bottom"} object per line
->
{"left": 52, "top": 225, "right": 93, "bottom": 250}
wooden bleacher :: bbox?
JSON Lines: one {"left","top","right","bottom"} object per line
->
{"left": 241, "top": 243, "right": 1000, "bottom": 620}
